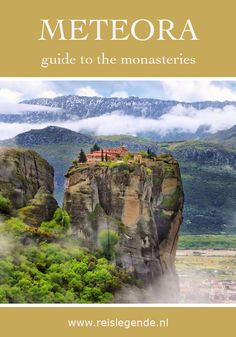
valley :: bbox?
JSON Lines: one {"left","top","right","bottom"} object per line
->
{"left": 176, "top": 249, "right": 236, "bottom": 303}
{"left": 1, "top": 125, "right": 235, "bottom": 235}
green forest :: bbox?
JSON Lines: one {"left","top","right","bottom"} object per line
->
{"left": 0, "top": 205, "right": 134, "bottom": 303}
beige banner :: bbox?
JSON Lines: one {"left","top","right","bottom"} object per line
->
{"left": 0, "top": 307, "right": 235, "bottom": 337}
{"left": 0, "top": 0, "right": 235, "bottom": 76}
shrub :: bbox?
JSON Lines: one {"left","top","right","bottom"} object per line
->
{"left": 40, "top": 208, "right": 71, "bottom": 235}
{"left": 53, "top": 208, "right": 71, "bottom": 230}
{"left": 99, "top": 229, "right": 119, "bottom": 260}
{"left": 0, "top": 193, "right": 12, "bottom": 214}
{"left": 123, "top": 153, "right": 132, "bottom": 162}
{"left": 4, "top": 218, "right": 29, "bottom": 236}
{"left": 140, "top": 150, "right": 148, "bottom": 158}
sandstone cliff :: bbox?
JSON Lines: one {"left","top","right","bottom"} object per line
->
{"left": 0, "top": 147, "right": 58, "bottom": 225}
{"left": 64, "top": 154, "right": 184, "bottom": 287}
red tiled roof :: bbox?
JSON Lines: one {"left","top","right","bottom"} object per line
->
{"left": 86, "top": 146, "right": 128, "bottom": 161}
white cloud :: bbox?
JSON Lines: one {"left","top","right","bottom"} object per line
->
{"left": 111, "top": 91, "right": 129, "bottom": 98}
{"left": 0, "top": 103, "right": 62, "bottom": 115}
{"left": 162, "top": 80, "right": 236, "bottom": 102}
{"left": 65, "top": 106, "right": 236, "bottom": 136}
{"left": 1, "top": 80, "right": 236, "bottom": 104}
{"left": 0, "top": 80, "right": 62, "bottom": 103}
{"left": 0, "top": 88, "right": 22, "bottom": 103}
{"left": 38, "top": 90, "right": 60, "bottom": 98}
{"left": 75, "top": 86, "right": 102, "bottom": 97}
{"left": 1, "top": 105, "right": 236, "bottom": 140}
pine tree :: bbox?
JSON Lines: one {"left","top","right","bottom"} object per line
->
{"left": 78, "top": 149, "right": 87, "bottom": 163}
{"left": 147, "top": 148, "right": 156, "bottom": 159}
{"left": 90, "top": 144, "right": 100, "bottom": 153}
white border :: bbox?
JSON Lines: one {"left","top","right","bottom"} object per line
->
{"left": 0, "top": 77, "right": 236, "bottom": 80}
{"left": 0, "top": 304, "right": 236, "bottom": 307}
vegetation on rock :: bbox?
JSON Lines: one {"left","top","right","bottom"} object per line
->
{"left": 0, "top": 193, "right": 12, "bottom": 214}
{"left": 0, "top": 208, "right": 133, "bottom": 303}
{"left": 90, "top": 144, "right": 100, "bottom": 153}
{"left": 99, "top": 229, "right": 119, "bottom": 260}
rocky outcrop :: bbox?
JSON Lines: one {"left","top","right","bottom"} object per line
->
{"left": 64, "top": 154, "right": 184, "bottom": 290}
{"left": 0, "top": 147, "right": 55, "bottom": 209}
{"left": 18, "top": 186, "right": 58, "bottom": 226}
{"left": 0, "top": 148, "right": 58, "bottom": 225}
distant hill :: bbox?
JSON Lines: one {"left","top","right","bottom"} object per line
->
{"left": 206, "top": 125, "right": 236, "bottom": 149}
{"left": 170, "top": 141, "right": 236, "bottom": 233}
{"left": 1, "top": 126, "right": 94, "bottom": 147}
{"left": 1, "top": 126, "right": 235, "bottom": 234}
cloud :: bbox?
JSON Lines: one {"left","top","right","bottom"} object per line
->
{"left": 1, "top": 80, "right": 236, "bottom": 104}
{"left": 0, "top": 80, "right": 62, "bottom": 103}
{"left": 162, "top": 80, "right": 236, "bottom": 102}
{"left": 75, "top": 86, "right": 102, "bottom": 97}
{"left": 39, "top": 90, "right": 61, "bottom": 98}
{"left": 71, "top": 105, "right": 236, "bottom": 136}
{"left": 0, "top": 105, "right": 236, "bottom": 140}
{"left": 0, "top": 103, "right": 62, "bottom": 115}
{"left": 111, "top": 91, "right": 129, "bottom": 98}
{"left": 0, "top": 88, "right": 22, "bottom": 103}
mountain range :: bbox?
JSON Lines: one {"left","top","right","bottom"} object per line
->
{"left": 1, "top": 95, "right": 236, "bottom": 140}
{"left": 1, "top": 125, "right": 236, "bottom": 235}
{"left": 20, "top": 96, "right": 236, "bottom": 120}
{"left": 206, "top": 125, "right": 236, "bottom": 149}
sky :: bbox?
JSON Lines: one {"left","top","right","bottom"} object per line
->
{"left": 1, "top": 79, "right": 236, "bottom": 103}
{"left": 0, "top": 79, "right": 236, "bottom": 140}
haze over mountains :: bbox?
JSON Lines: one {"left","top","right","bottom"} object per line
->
{"left": 20, "top": 96, "right": 236, "bottom": 119}
{"left": 1, "top": 95, "right": 236, "bottom": 141}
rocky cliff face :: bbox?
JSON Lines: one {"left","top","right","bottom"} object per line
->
{"left": 64, "top": 154, "right": 184, "bottom": 290}
{"left": 0, "top": 147, "right": 58, "bottom": 225}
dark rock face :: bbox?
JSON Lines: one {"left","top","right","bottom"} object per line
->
{"left": 0, "top": 148, "right": 58, "bottom": 225}
{"left": 0, "top": 148, "right": 54, "bottom": 209}
{"left": 64, "top": 155, "right": 184, "bottom": 290}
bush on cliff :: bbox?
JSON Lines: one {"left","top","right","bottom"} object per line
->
{"left": 40, "top": 208, "right": 71, "bottom": 235}
{"left": 99, "top": 229, "right": 119, "bottom": 260}
{"left": 1, "top": 218, "right": 30, "bottom": 237}
{"left": 0, "top": 193, "right": 12, "bottom": 214}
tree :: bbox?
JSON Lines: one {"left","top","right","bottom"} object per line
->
{"left": 105, "top": 152, "right": 108, "bottom": 162}
{"left": 147, "top": 148, "right": 156, "bottom": 159}
{"left": 53, "top": 208, "right": 71, "bottom": 230}
{"left": 101, "top": 149, "right": 104, "bottom": 162}
{"left": 78, "top": 149, "right": 87, "bottom": 163}
{"left": 99, "top": 229, "right": 119, "bottom": 260}
{"left": 90, "top": 144, "right": 100, "bottom": 153}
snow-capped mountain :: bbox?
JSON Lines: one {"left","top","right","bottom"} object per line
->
{"left": 0, "top": 95, "right": 233, "bottom": 123}
{"left": 1, "top": 96, "right": 236, "bottom": 141}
